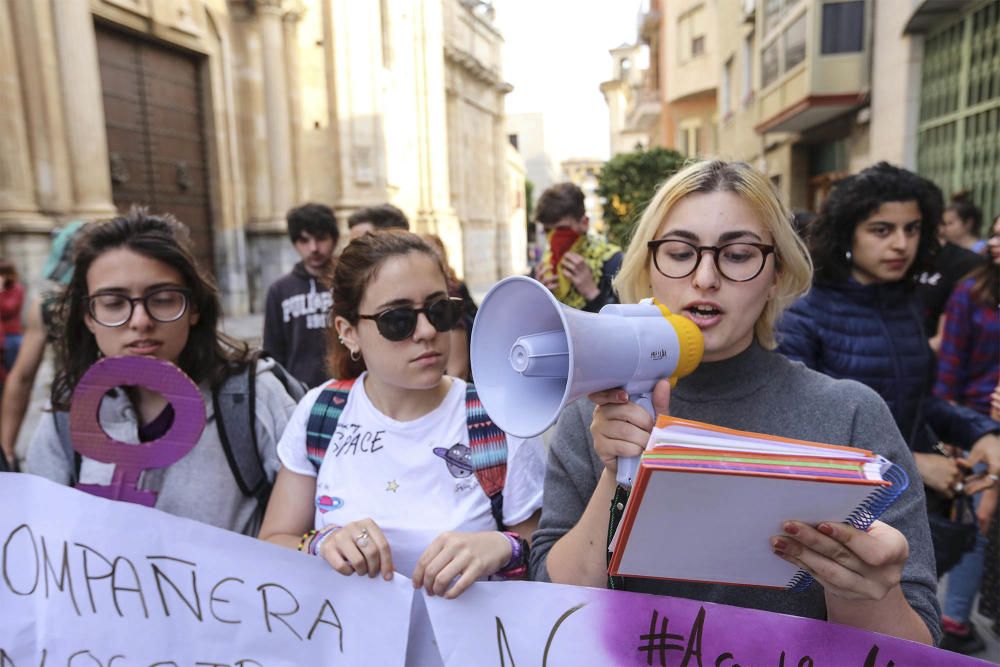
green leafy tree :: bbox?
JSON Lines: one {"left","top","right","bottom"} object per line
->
{"left": 597, "top": 147, "right": 686, "bottom": 246}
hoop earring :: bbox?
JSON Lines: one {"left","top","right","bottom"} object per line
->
{"left": 845, "top": 250, "right": 853, "bottom": 263}
{"left": 350, "top": 349, "right": 361, "bottom": 362}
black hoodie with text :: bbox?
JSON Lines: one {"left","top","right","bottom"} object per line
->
{"left": 262, "top": 262, "right": 333, "bottom": 388}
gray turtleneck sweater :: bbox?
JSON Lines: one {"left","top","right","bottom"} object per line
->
{"left": 528, "top": 341, "right": 940, "bottom": 644}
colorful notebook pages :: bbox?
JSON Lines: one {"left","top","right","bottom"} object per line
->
{"left": 608, "top": 417, "right": 909, "bottom": 590}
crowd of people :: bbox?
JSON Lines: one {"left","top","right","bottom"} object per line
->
{"left": 1, "top": 158, "right": 997, "bottom": 658}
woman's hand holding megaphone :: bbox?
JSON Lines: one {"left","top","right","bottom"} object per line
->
{"left": 589, "top": 379, "right": 672, "bottom": 475}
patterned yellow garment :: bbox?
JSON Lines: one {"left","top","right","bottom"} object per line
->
{"left": 538, "top": 233, "right": 621, "bottom": 309}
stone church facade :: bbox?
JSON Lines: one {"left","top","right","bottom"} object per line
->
{"left": 0, "top": 0, "right": 525, "bottom": 313}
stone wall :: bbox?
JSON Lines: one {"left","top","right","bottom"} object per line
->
{"left": 0, "top": 0, "right": 525, "bottom": 313}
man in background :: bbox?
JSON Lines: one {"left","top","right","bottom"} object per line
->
{"left": 263, "top": 203, "right": 338, "bottom": 388}
{"left": 531, "top": 182, "right": 622, "bottom": 312}
{"left": 347, "top": 204, "right": 409, "bottom": 241}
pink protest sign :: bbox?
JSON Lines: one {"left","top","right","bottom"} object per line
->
{"left": 425, "top": 580, "right": 993, "bottom": 666}
{"left": 69, "top": 356, "right": 206, "bottom": 506}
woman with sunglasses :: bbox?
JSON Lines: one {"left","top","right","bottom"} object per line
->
{"left": 26, "top": 209, "right": 297, "bottom": 535}
{"left": 529, "top": 160, "right": 939, "bottom": 645}
{"left": 259, "top": 230, "right": 544, "bottom": 601}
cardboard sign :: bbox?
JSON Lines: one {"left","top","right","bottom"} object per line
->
{"left": 69, "top": 356, "right": 205, "bottom": 506}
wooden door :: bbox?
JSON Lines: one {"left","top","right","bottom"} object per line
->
{"left": 95, "top": 25, "right": 216, "bottom": 275}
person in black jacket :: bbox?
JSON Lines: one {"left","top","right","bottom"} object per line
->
{"left": 262, "top": 203, "right": 338, "bottom": 388}
{"left": 917, "top": 241, "right": 985, "bottom": 346}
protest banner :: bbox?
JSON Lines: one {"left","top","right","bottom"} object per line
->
{"left": 2, "top": 349, "right": 990, "bottom": 667}
{"left": 2, "top": 474, "right": 992, "bottom": 666}
{"left": 0, "top": 474, "right": 413, "bottom": 666}
{"left": 424, "top": 580, "right": 992, "bottom": 666}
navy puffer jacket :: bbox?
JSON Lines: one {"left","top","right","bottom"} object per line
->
{"left": 776, "top": 280, "right": 998, "bottom": 452}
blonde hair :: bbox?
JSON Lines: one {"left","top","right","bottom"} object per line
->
{"left": 613, "top": 160, "right": 813, "bottom": 349}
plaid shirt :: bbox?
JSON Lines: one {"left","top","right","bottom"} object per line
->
{"left": 933, "top": 278, "right": 1000, "bottom": 417}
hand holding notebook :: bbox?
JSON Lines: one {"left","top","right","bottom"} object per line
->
{"left": 608, "top": 416, "right": 909, "bottom": 590}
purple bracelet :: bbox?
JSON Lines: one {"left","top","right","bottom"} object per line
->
{"left": 310, "top": 524, "right": 340, "bottom": 556}
{"left": 499, "top": 531, "right": 524, "bottom": 571}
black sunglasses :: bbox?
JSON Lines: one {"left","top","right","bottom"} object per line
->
{"left": 357, "top": 297, "right": 463, "bottom": 341}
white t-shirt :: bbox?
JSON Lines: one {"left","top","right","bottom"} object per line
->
{"left": 277, "top": 374, "right": 546, "bottom": 576}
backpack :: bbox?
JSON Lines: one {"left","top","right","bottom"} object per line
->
{"left": 213, "top": 351, "right": 307, "bottom": 511}
{"left": 304, "top": 379, "right": 510, "bottom": 529}
{"left": 56, "top": 351, "right": 307, "bottom": 515}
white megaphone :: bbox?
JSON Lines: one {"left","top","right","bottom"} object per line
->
{"left": 470, "top": 276, "right": 704, "bottom": 487}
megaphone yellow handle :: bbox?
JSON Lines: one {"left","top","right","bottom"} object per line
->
{"left": 616, "top": 393, "right": 655, "bottom": 488}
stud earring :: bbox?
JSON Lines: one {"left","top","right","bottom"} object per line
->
{"left": 845, "top": 250, "right": 853, "bottom": 263}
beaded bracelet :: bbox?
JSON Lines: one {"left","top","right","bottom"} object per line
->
{"left": 297, "top": 529, "right": 318, "bottom": 553}
{"left": 309, "top": 524, "right": 340, "bottom": 557}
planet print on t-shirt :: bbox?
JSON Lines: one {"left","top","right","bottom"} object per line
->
{"left": 432, "top": 444, "right": 473, "bottom": 478}
{"left": 316, "top": 495, "right": 344, "bottom": 513}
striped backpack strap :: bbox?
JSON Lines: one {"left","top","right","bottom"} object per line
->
{"left": 465, "top": 383, "right": 508, "bottom": 530}
{"left": 305, "top": 379, "right": 356, "bottom": 471}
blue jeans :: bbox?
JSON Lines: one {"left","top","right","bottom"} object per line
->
{"left": 4, "top": 333, "right": 22, "bottom": 370}
{"left": 943, "top": 480, "right": 987, "bottom": 623}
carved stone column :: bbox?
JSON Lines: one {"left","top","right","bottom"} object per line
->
{"left": 51, "top": 0, "right": 115, "bottom": 218}
{"left": 412, "top": 0, "right": 461, "bottom": 259}
{"left": 8, "top": 0, "right": 73, "bottom": 217}
{"left": 0, "top": 1, "right": 58, "bottom": 296}
{"left": 0, "top": 1, "right": 44, "bottom": 228}
{"left": 258, "top": 0, "right": 295, "bottom": 224}
{"left": 284, "top": 4, "right": 306, "bottom": 203}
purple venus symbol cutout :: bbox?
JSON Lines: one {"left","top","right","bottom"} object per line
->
{"left": 68, "top": 356, "right": 206, "bottom": 506}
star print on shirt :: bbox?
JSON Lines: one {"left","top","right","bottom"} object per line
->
{"left": 386, "top": 480, "right": 399, "bottom": 492}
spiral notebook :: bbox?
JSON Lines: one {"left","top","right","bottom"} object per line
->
{"left": 607, "top": 417, "right": 909, "bottom": 590}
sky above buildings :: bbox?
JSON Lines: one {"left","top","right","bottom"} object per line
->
{"left": 494, "top": 1, "right": 644, "bottom": 165}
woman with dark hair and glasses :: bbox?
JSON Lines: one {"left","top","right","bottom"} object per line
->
{"left": 259, "top": 230, "right": 543, "bottom": 603}
{"left": 530, "top": 160, "right": 940, "bottom": 645}
{"left": 26, "top": 208, "right": 297, "bottom": 535}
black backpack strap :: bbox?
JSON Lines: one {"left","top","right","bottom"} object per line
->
{"left": 305, "top": 379, "right": 356, "bottom": 471}
{"left": 214, "top": 358, "right": 270, "bottom": 509}
{"left": 254, "top": 350, "right": 308, "bottom": 403}
{"left": 607, "top": 485, "right": 629, "bottom": 590}
{"left": 53, "top": 411, "right": 81, "bottom": 485}
{"left": 465, "top": 384, "right": 508, "bottom": 530}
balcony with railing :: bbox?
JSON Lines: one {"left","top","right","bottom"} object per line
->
{"left": 754, "top": 0, "right": 869, "bottom": 133}
{"left": 627, "top": 89, "right": 664, "bottom": 130}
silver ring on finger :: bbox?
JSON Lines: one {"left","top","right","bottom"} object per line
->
{"left": 355, "top": 527, "right": 370, "bottom": 549}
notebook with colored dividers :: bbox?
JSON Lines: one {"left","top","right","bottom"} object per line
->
{"left": 608, "top": 416, "right": 909, "bottom": 590}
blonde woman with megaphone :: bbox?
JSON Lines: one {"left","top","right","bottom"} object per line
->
{"left": 529, "top": 160, "right": 940, "bottom": 646}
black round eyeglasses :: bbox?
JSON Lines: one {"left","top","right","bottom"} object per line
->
{"left": 647, "top": 239, "right": 776, "bottom": 282}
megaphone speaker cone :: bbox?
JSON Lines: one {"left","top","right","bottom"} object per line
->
{"left": 471, "top": 277, "right": 707, "bottom": 440}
